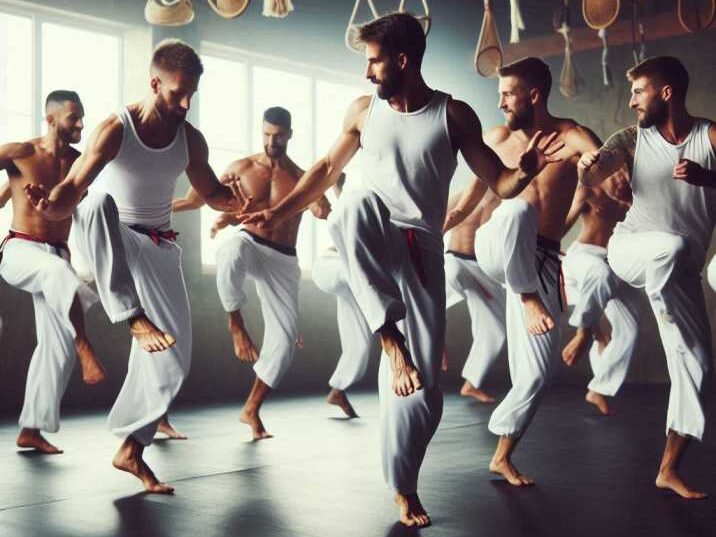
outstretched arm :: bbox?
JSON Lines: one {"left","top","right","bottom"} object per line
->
{"left": 172, "top": 186, "right": 205, "bottom": 212}
{"left": 448, "top": 100, "right": 563, "bottom": 199}
{"left": 442, "top": 177, "right": 488, "bottom": 233}
{"left": 240, "top": 96, "right": 368, "bottom": 228}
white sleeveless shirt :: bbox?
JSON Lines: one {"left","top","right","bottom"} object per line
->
{"left": 360, "top": 91, "right": 457, "bottom": 253}
{"left": 91, "top": 108, "right": 189, "bottom": 229}
{"left": 616, "top": 119, "right": 715, "bottom": 268}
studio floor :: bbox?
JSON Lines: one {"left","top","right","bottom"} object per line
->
{"left": 1, "top": 385, "right": 715, "bottom": 537}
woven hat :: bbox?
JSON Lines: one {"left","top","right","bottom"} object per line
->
{"left": 207, "top": 0, "right": 251, "bottom": 19}
{"left": 145, "top": 0, "right": 195, "bottom": 27}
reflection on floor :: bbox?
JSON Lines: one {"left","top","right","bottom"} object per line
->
{"left": 1, "top": 386, "right": 715, "bottom": 537}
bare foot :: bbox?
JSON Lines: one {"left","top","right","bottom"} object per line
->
{"left": 585, "top": 390, "right": 613, "bottom": 416}
{"left": 74, "top": 337, "right": 106, "bottom": 385}
{"left": 157, "top": 417, "right": 187, "bottom": 440}
{"left": 228, "top": 319, "right": 259, "bottom": 362}
{"left": 489, "top": 456, "right": 535, "bottom": 486}
{"left": 129, "top": 314, "right": 176, "bottom": 353}
{"left": 460, "top": 381, "right": 496, "bottom": 403}
{"left": 379, "top": 325, "right": 423, "bottom": 397}
{"left": 562, "top": 328, "right": 591, "bottom": 367}
{"left": 394, "top": 493, "right": 431, "bottom": 527}
{"left": 239, "top": 408, "right": 273, "bottom": 440}
{"left": 656, "top": 471, "right": 707, "bottom": 499}
{"left": 16, "top": 428, "right": 62, "bottom": 454}
{"left": 112, "top": 440, "right": 174, "bottom": 494}
{"left": 521, "top": 292, "right": 554, "bottom": 335}
{"left": 327, "top": 388, "right": 358, "bottom": 418}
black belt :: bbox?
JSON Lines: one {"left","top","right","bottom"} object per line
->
{"left": 446, "top": 250, "right": 477, "bottom": 261}
{"left": 241, "top": 229, "right": 297, "bottom": 257}
{"left": 0, "top": 230, "right": 69, "bottom": 264}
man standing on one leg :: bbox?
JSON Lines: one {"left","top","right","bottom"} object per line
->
{"left": 444, "top": 188, "right": 505, "bottom": 403}
{"left": 173, "top": 106, "right": 329, "bottom": 439}
{"left": 26, "top": 40, "right": 245, "bottom": 493}
{"left": 561, "top": 168, "right": 639, "bottom": 415}
{"left": 239, "top": 14, "right": 562, "bottom": 527}
{"left": 474, "top": 57, "right": 604, "bottom": 486}
{"left": 579, "top": 56, "right": 715, "bottom": 499}
{"left": 0, "top": 91, "right": 104, "bottom": 454}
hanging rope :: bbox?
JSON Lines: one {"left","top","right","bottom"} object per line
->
{"left": 345, "top": 0, "right": 381, "bottom": 53}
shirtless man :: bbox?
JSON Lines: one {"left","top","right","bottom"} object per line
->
{"left": 444, "top": 187, "right": 505, "bottom": 403}
{"left": 579, "top": 56, "right": 715, "bottom": 499}
{"left": 561, "top": 168, "right": 638, "bottom": 415}
{"left": 25, "top": 40, "right": 245, "bottom": 493}
{"left": 173, "top": 106, "right": 329, "bottom": 439}
{"left": 474, "top": 57, "right": 603, "bottom": 486}
{"left": 238, "top": 14, "right": 562, "bottom": 527}
{"left": 0, "top": 91, "right": 104, "bottom": 454}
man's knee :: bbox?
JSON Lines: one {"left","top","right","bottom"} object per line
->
{"left": 77, "top": 192, "right": 118, "bottom": 221}
{"left": 656, "top": 234, "right": 688, "bottom": 264}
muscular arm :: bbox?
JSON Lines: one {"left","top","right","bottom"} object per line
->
{"left": 184, "top": 125, "right": 243, "bottom": 212}
{"left": 172, "top": 186, "right": 205, "bottom": 212}
{"left": 562, "top": 186, "right": 588, "bottom": 237}
{"left": 244, "top": 96, "right": 367, "bottom": 225}
{"left": 442, "top": 177, "right": 489, "bottom": 232}
{"left": 579, "top": 126, "right": 636, "bottom": 187}
{"left": 448, "top": 100, "right": 561, "bottom": 199}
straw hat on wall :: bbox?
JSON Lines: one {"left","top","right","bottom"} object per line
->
{"left": 145, "top": 0, "right": 195, "bottom": 26}
{"left": 207, "top": 0, "right": 252, "bottom": 19}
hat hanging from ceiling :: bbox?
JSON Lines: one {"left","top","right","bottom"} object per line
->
{"left": 145, "top": 0, "right": 195, "bottom": 26}
{"left": 207, "top": 0, "right": 251, "bottom": 19}
{"left": 398, "top": 0, "right": 432, "bottom": 37}
{"left": 263, "top": 0, "right": 294, "bottom": 18}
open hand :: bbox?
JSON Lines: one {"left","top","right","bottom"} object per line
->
{"left": 24, "top": 183, "right": 51, "bottom": 212}
{"left": 518, "top": 131, "right": 564, "bottom": 176}
{"left": 673, "top": 159, "right": 706, "bottom": 186}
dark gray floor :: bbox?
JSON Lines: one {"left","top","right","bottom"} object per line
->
{"left": 1, "top": 386, "right": 715, "bottom": 537}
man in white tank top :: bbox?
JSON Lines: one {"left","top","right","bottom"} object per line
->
{"left": 561, "top": 169, "right": 639, "bottom": 415}
{"left": 173, "top": 107, "right": 331, "bottom": 439}
{"left": 579, "top": 56, "right": 715, "bottom": 499}
{"left": 239, "top": 14, "right": 562, "bottom": 528}
{"left": 25, "top": 40, "right": 246, "bottom": 494}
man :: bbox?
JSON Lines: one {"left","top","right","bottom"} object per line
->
{"left": 0, "top": 91, "right": 104, "bottom": 454}
{"left": 561, "top": 167, "right": 639, "bottom": 415}
{"left": 444, "top": 187, "right": 505, "bottom": 403}
{"left": 311, "top": 173, "right": 374, "bottom": 418}
{"left": 474, "top": 57, "right": 603, "bottom": 486}
{"left": 25, "top": 40, "right": 245, "bottom": 493}
{"left": 238, "top": 14, "right": 562, "bottom": 527}
{"left": 173, "top": 106, "right": 329, "bottom": 439}
{"left": 579, "top": 56, "right": 715, "bottom": 499}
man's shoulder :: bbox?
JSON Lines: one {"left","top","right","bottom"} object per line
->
{"left": 2, "top": 140, "right": 37, "bottom": 160}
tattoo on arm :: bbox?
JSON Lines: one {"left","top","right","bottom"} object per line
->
{"left": 601, "top": 126, "right": 637, "bottom": 176}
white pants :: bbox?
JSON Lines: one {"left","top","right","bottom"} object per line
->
{"left": 563, "top": 241, "right": 639, "bottom": 396}
{"left": 312, "top": 252, "right": 372, "bottom": 391}
{"left": 73, "top": 194, "right": 191, "bottom": 445}
{"left": 708, "top": 255, "right": 716, "bottom": 292}
{"left": 216, "top": 230, "right": 300, "bottom": 389}
{"left": 0, "top": 238, "right": 97, "bottom": 432}
{"left": 71, "top": 192, "right": 143, "bottom": 323}
{"left": 445, "top": 252, "right": 506, "bottom": 389}
{"left": 608, "top": 231, "right": 712, "bottom": 439}
{"left": 475, "top": 199, "right": 562, "bottom": 437}
{"left": 329, "top": 189, "right": 444, "bottom": 494}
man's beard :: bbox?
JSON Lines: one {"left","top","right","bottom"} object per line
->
{"left": 157, "top": 97, "right": 187, "bottom": 122}
{"left": 505, "top": 105, "right": 534, "bottom": 131}
{"left": 375, "top": 70, "right": 402, "bottom": 100}
{"left": 265, "top": 145, "right": 286, "bottom": 158}
{"left": 637, "top": 100, "right": 667, "bottom": 128}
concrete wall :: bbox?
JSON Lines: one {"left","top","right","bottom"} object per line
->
{"left": 0, "top": 0, "right": 714, "bottom": 414}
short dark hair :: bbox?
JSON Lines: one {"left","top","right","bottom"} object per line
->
{"left": 151, "top": 39, "right": 203, "bottom": 78}
{"left": 263, "top": 107, "right": 291, "bottom": 129}
{"left": 45, "top": 90, "right": 82, "bottom": 112}
{"left": 359, "top": 12, "right": 426, "bottom": 68}
{"left": 499, "top": 57, "right": 552, "bottom": 101}
{"left": 627, "top": 56, "right": 689, "bottom": 100}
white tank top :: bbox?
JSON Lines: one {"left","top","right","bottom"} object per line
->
{"left": 616, "top": 119, "right": 715, "bottom": 268}
{"left": 360, "top": 91, "right": 457, "bottom": 252}
{"left": 91, "top": 108, "right": 189, "bottom": 229}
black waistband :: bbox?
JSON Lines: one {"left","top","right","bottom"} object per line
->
{"left": 446, "top": 250, "right": 477, "bottom": 261}
{"left": 241, "top": 229, "right": 297, "bottom": 257}
{"left": 536, "top": 235, "right": 561, "bottom": 253}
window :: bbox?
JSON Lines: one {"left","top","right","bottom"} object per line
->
{"left": 0, "top": 5, "right": 125, "bottom": 272}
{"left": 198, "top": 43, "right": 370, "bottom": 271}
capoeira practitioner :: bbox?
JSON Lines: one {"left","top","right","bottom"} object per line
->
{"left": 561, "top": 168, "right": 638, "bottom": 415}
{"left": 579, "top": 56, "right": 715, "bottom": 499}
{"left": 239, "top": 14, "right": 562, "bottom": 527}
{"left": 475, "top": 57, "right": 603, "bottom": 486}
{"left": 444, "top": 188, "right": 505, "bottom": 403}
{"left": 174, "top": 106, "right": 330, "bottom": 439}
{"left": 25, "top": 40, "right": 244, "bottom": 493}
{"left": 311, "top": 174, "right": 374, "bottom": 418}
{"left": 0, "top": 91, "right": 104, "bottom": 454}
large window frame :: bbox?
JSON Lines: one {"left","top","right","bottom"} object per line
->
{"left": 198, "top": 41, "right": 370, "bottom": 274}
